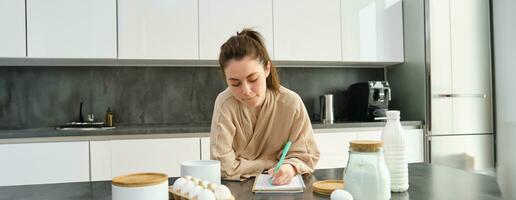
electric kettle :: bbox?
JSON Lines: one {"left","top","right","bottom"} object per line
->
{"left": 320, "top": 94, "right": 334, "bottom": 124}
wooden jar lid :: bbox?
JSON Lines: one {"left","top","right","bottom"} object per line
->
{"left": 112, "top": 172, "right": 168, "bottom": 187}
{"left": 350, "top": 140, "right": 383, "bottom": 152}
{"left": 312, "top": 180, "right": 345, "bottom": 196}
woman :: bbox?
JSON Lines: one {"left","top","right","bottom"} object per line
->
{"left": 210, "top": 28, "right": 320, "bottom": 185}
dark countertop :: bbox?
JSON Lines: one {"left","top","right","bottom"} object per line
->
{"left": 0, "top": 121, "right": 422, "bottom": 140}
{"left": 0, "top": 163, "right": 501, "bottom": 200}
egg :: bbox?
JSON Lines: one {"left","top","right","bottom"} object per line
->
{"left": 181, "top": 180, "right": 195, "bottom": 196}
{"left": 184, "top": 176, "right": 193, "bottom": 181}
{"left": 200, "top": 180, "right": 210, "bottom": 189}
{"left": 197, "top": 188, "right": 216, "bottom": 200}
{"left": 208, "top": 183, "right": 218, "bottom": 191}
{"left": 189, "top": 185, "right": 204, "bottom": 199}
{"left": 213, "top": 184, "right": 232, "bottom": 199}
{"left": 192, "top": 178, "right": 201, "bottom": 185}
{"left": 172, "top": 177, "right": 187, "bottom": 193}
{"left": 330, "top": 189, "right": 353, "bottom": 200}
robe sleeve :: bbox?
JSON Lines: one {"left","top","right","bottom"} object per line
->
{"left": 210, "top": 110, "right": 274, "bottom": 181}
{"left": 281, "top": 99, "right": 321, "bottom": 175}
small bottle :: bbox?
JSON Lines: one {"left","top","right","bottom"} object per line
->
{"left": 105, "top": 107, "right": 113, "bottom": 127}
{"left": 381, "top": 110, "right": 409, "bottom": 192}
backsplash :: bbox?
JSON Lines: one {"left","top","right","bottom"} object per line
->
{"left": 0, "top": 66, "right": 383, "bottom": 129}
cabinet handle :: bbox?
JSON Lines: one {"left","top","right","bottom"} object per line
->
{"left": 434, "top": 93, "right": 487, "bottom": 98}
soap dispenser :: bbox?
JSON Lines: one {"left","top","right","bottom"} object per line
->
{"left": 105, "top": 107, "right": 113, "bottom": 127}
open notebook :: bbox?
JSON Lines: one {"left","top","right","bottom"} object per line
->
{"left": 252, "top": 174, "right": 305, "bottom": 193}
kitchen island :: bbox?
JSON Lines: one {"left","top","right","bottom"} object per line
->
{"left": 0, "top": 163, "right": 502, "bottom": 200}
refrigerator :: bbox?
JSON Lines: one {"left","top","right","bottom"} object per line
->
{"left": 427, "top": 0, "right": 494, "bottom": 172}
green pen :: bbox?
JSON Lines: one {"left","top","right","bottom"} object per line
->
{"left": 269, "top": 141, "right": 293, "bottom": 185}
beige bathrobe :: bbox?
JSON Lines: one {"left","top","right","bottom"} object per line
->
{"left": 210, "top": 86, "right": 320, "bottom": 181}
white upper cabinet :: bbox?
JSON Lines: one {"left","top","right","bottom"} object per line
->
{"left": 26, "top": 0, "right": 116, "bottom": 58}
{"left": 0, "top": 0, "right": 26, "bottom": 57}
{"left": 199, "top": 0, "right": 273, "bottom": 60}
{"left": 341, "top": 0, "right": 404, "bottom": 62}
{"left": 273, "top": 0, "right": 341, "bottom": 61}
{"left": 118, "top": 0, "right": 198, "bottom": 59}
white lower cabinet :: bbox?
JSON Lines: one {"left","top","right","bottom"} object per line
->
{"left": 0, "top": 141, "right": 90, "bottom": 186}
{"left": 314, "top": 131, "right": 357, "bottom": 169}
{"left": 314, "top": 129, "right": 424, "bottom": 169}
{"left": 90, "top": 138, "right": 200, "bottom": 181}
{"left": 406, "top": 129, "right": 425, "bottom": 163}
{"left": 201, "top": 137, "right": 210, "bottom": 160}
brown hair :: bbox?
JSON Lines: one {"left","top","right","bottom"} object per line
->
{"left": 218, "top": 28, "right": 280, "bottom": 92}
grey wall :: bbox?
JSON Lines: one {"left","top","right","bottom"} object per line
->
{"left": 0, "top": 66, "right": 383, "bottom": 129}
{"left": 387, "top": 0, "right": 427, "bottom": 122}
{"left": 493, "top": 0, "right": 516, "bottom": 198}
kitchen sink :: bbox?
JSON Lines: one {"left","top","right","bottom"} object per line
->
{"left": 56, "top": 122, "right": 115, "bottom": 130}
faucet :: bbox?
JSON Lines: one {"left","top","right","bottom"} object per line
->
{"left": 79, "top": 102, "right": 84, "bottom": 123}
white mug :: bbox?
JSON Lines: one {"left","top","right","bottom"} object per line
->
{"left": 180, "top": 160, "right": 221, "bottom": 184}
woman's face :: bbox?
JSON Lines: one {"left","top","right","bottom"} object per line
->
{"left": 224, "top": 56, "right": 270, "bottom": 108}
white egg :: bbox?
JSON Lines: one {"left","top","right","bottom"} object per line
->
{"left": 330, "top": 189, "right": 353, "bottom": 200}
{"left": 189, "top": 185, "right": 204, "bottom": 199}
{"left": 172, "top": 177, "right": 187, "bottom": 193}
{"left": 208, "top": 183, "right": 218, "bottom": 190}
{"left": 181, "top": 180, "right": 195, "bottom": 196}
{"left": 200, "top": 180, "right": 210, "bottom": 189}
{"left": 197, "top": 188, "right": 216, "bottom": 200}
{"left": 213, "top": 184, "right": 232, "bottom": 199}
{"left": 192, "top": 178, "right": 201, "bottom": 185}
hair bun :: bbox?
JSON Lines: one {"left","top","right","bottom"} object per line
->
{"left": 237, "top": 28, "right": 263, "bottom": 45}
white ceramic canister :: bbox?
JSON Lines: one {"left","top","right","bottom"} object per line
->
{"left": 181, "top": 160, "right": 221, "bottom": 184}
{"left": 112, "top": 172, "right": 169, "bottom": 200}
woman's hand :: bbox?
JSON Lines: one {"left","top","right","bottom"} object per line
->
{"left": 267, "top": 164, "right": 297, "bottom": 185}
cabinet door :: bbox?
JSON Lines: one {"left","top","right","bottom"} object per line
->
{"left": 406, "top": 129, "right": 424, "bottom": 163}
{"left": 199, "top": 0, "right": 273, "bottom": 60}
{"left": 430, "top": 0, "right": 493, "bottom": 135}
{"left": 431, "top": 134, "right": 493, "bottom": 171}
{"left": 314, "top": 132, "right": 356, "bottom": 169}
{"left": 356, "top": 130, "right": 382, "bottom": 140}
{"left": 0, "top": 0, "right": 26, "bottom": 57}
{"left": 429, "top": 0, "right": 453, "bottom": 135}
{"left": 27, "top": 0, "right": 116, "bottom": 58}
{"left": 341, "top": 0, "right": 404, "bottom": 62}
{"left": 118, "top": 0, "right": 198, "bottom": 59}
{"left": 90, "top": 140, "right": 112, "bottom": 181}
{"left": 110, "top": 138, "right": 200, "bottom": 178}
{"left": 450, "top": 0, "right": 493, "bottom": 134}
{"left": 0, "top": 141, "right": 90, "bottom": 186}
{"left": 201, "top": 137, "right": 210, "bottom": 160}
{"left": 273, "top": 0, "right": 341, "bottom": 61}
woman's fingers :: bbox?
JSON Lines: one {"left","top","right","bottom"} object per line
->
{"left": 272, "top": 171, "right": 293, "bottom": 185}
{"left": 271, "top": 165, "right": 295, "bottom": 185}
{"left": 268, "top": 164, "right": 297, "bottom": 185}
{"left": 267, "top": 167, "right": 274, "bottom": 176}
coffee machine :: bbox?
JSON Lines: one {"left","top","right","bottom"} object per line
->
{"left": 347, "top": 81, "right": 391, "bottom": 121}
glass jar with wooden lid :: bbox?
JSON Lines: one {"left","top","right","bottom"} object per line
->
{"left": 344, "top": 140, "right": 391, "bottom": 200}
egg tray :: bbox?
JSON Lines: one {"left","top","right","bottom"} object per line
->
{"left": 168, "top": 187, "right": 235, "bottom": 200}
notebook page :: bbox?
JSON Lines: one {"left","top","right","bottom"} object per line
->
{"left": 254, "top": 174, "right": 304, "bottom": 191}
